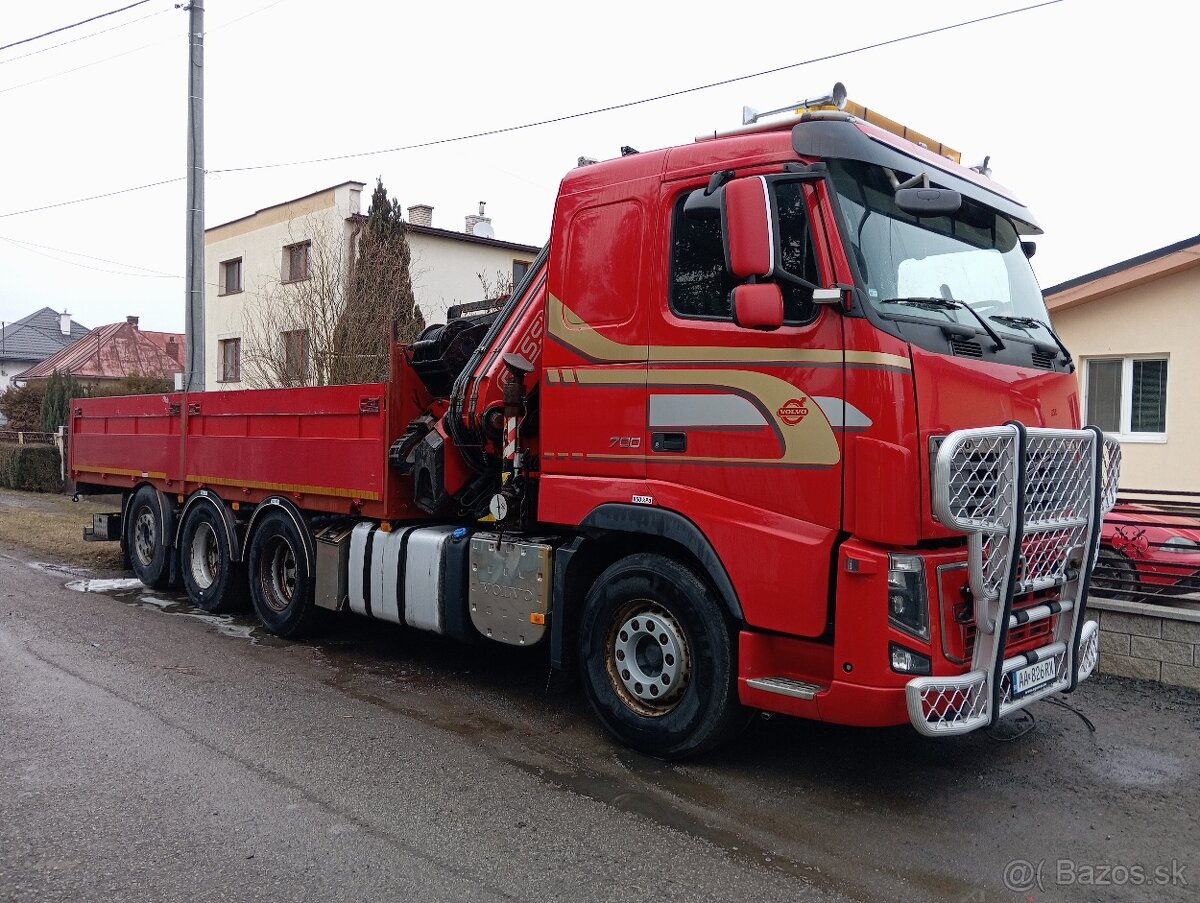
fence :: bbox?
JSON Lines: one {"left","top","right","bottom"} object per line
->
{"left": 1090, "top": 488, "right": 1200, "bottom": 691}
{"left": 0, "top": 430, "right": 56, "bottom": 445}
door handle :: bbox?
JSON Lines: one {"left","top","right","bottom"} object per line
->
{"left": 651, "top": 432, "right": 687, "bottom": 452}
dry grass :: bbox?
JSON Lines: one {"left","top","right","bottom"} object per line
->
{"left": 0, "top": 487, "right": 125, "bottom": 570}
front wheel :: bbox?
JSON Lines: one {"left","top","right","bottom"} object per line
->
{"left": 247, "top": 509, "right": 322, "bottom": 637}
{"left": 577, "top": 553, "right": 746, "bottom": 759}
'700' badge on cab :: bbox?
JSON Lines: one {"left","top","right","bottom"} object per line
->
{"left": 777, "top": 397, "right": 810, "bottom": 425}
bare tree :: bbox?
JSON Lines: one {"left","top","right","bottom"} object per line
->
{"left": 239, "top": 185, "right": 425, "bottom": 389}
{"left": 240, "top": 215, "right": 351, "bottom": 389}
{"left": 476, "top": 268, "right": 514, "bottom": 302}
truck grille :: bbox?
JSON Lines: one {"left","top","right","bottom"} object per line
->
{"left": 910, "top": 425, "right": 1119, "bottom": 737}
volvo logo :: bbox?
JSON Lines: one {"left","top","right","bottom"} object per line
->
{"left": 777, "top": 397, "right": 810, "bottom": 425}
{"left": 476, "top": 581, "right": 535, "bottom": 603}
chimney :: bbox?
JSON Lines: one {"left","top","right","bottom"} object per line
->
{"left": 407, "top": 204, "right": 433, "bottom": 227}
{"left": 465, "top": 201, "right": 493, "bottom": 238}
{"left": 60, "top": 310, "right": 71, "bottom": 335}
{"left": 126, "top": 315, "right": 139, "bottom": 329}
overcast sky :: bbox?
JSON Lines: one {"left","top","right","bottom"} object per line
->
{"left": 1, "top": 0, "right": 1196, "bottom": 333}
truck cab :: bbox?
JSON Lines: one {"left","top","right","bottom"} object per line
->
{"left": 535, "top": 107, "right": 1116, "bottom": 745}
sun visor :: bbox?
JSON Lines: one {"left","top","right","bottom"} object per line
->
{"left": 792, "top": 118, "right": 1043, "bottom": 235}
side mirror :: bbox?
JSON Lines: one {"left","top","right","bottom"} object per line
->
{"left": 895, "top": 187, "right": 962, "bottom": 217}
{"left": 732, "top": 283, "right": 784, "bottom": 331}
{"left": 722, "top": 176, "right": 773, "bottom": 278}
{"left": 1021, "top": 240, "right": 1037, "bottom": 259}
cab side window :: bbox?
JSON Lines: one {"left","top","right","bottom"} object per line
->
{"left": 668, "top": 184, "right": 820, "bottom": 325}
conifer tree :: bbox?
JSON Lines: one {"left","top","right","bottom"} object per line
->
{"left": 330, "top": 178, "right": 424, "bottom": 384}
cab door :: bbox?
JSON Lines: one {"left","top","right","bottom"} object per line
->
{"left": 645, "top": 174, "right": 848, "bottom": 637}
{"left": 540, "top": 192, "right": 649, "bottom": 489}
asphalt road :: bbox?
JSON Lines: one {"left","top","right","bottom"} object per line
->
{"left": 2, "top": 541, "right": 1198, "bottom": 903}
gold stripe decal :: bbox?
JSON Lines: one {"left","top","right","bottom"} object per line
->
{"left": 547, "top": 294, "right": 910, "bottom": 371}
{"left": 74, "top": 465, "right": 167, "bottom": 479}
{"left": 577, "top": 369, "right": 840, "bottom": 466}
{"left": 186, "top": 475, "right": 381, "bottom": 501}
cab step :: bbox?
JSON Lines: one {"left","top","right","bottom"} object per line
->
{"left": 745, "top": 676, "right": 828, "bottom": 700}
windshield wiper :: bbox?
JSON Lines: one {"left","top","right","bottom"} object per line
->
{"left": 990, "top": 315, "right": 1074, "bottom": 368}
{"left": 880, "top": 296, "right": 960, "bottom": 312}
{"left": 881, "top": 297, "right": 1006, "bottom": 351}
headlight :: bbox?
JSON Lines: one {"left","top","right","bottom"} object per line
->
{"left": 1160, "top": 536, "right": 1200, "bottom": 553}
{"left": 888, "top": 553, "right": 929, "bottom": 639}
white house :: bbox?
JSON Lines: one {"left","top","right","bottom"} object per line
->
{"left": 203, "top": 182, "right": 540, "bottom": 389}
{"left": 0, "top": 307, "right": 89, "bottom": 392}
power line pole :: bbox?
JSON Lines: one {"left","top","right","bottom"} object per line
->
{"left": 183, "top": 0, "right": 204, "bottom": 391}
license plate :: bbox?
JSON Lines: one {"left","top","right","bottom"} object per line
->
{"left": 1011, "top": 658, "right": 1057, "bottom": 697}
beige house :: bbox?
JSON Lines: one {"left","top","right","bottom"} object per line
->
{"left": 1045, "top": 235, "right": 1200, "bottom": 491}
{"left": 203, "top": 182, "right": 540, "bottom": 389}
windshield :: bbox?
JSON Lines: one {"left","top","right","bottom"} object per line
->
{"left": 828, "top": 159, "right": 1049, "bottom": 337}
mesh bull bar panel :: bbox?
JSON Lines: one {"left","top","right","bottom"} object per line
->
{"left": 907, "top": 423, "right": 1120, "bottom": 736}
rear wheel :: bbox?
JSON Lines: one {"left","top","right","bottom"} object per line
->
{"left": 247, "top": 509, "right": 322, "bottom": 637}
{"left": 180, "top": 502, "right": 246, "bottom": 612}
{"left": 577, "top": 553, "right": 746, "bottom": 759}
{"left": 125, "top": 485, "right": 173, "bottom": 590}
{"left": 1093, "top": 547, "right": 1141, "bottom": 601}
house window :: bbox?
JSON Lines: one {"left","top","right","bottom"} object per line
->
{"left": 512, "top": 259, "right": 532, "bottom": 285}
{"left": 218, "top": 338, "right": 241, "bottom": 382}
{"left": 219, "top": 258, "right": 242, "bottom": 295}
{"left": 1085, "top": 356, "right": 1168, "bottom": 440}
{"left": 282, "top": 241, "right": 311, "bottom": 282}
{"left": 668, "top": 182, "right": 820, "bottom": 324}
{"left": 282, "top": 329, "right": 308, "bottom": 383}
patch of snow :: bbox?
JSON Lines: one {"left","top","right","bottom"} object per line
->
{"left": 65, "top": 577, "right": 145, "bottom": 593}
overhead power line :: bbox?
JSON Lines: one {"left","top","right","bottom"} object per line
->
{"left": 0, "top": 6, "right": 170, "bottom": 66}
{"left": 210, "top": 0, "right": 1064, "bottom": 175}
{"left": 0, "top": 1, "right": 154, "bottom": 53}
{"left": 0, "top": 0, "right": 287, "bottom": 92}
{"left": 0, "top": 177, "right": 184, "bottom": 219}
{"left": 0, "top": 234, "right": 180, "bottom": 277}
{"left": 0, "top": 0, "right": 1063, "bottom": 218}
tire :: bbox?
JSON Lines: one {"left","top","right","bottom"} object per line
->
{"left": 246, "top": 509, "right": 322, "bottom": 637}
{"left": 577, "top": 553, "right": 746, "bottom": 759}
{"left": 125, "top": 485, "right": 173, "bottom": 590}
{"left": 179, "top": 502, "right": 247, "bottom": 613}
{"left": 1093, "top": 547, "right": 1141, "bottom": 602}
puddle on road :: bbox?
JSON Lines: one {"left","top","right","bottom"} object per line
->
{"left": 58, "top": 567, "right": 282, "bottom": 647}
{"left": 28, "top": 561, "right": 92, "bottom": 579}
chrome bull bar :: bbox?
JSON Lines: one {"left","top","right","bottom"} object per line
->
{"left": 907, "top": 423, "right": 1120, "bottom": 737}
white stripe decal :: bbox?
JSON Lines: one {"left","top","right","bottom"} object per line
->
{"left": 812, "top": 396, "right": 873, "bottom": 430}
{"left": 649, "top": 393, "right": 768, "bottom": 428}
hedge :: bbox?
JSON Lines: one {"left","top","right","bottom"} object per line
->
{"left": 0, "top": 443, "right": 63, "bottom": 493}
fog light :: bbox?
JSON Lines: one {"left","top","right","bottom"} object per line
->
{"left": 890, "top": 642, "right": 931, "bottom": 675}
{"left": 888, "top": 553, "right": 929, "bottom": 639}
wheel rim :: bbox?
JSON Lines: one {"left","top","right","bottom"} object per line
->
{"left": 605, "top": 601, "right": 691, "bottom": 716}
{"left": 258, "top": 535, "right": 297, "bottom": 612}
{"left": 188, "top": 521, "right": 220, "bottom": 590}
{"left": 133, "top": 506, "right": 157, "bottom": 567}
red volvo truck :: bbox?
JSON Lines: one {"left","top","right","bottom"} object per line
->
{"left": 71, "top": 91, "right": 1120, "bottom": 757}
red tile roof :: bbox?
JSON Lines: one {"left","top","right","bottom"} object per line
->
{"left": 18, "top": 320, "right": 184, "bottom": 381}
